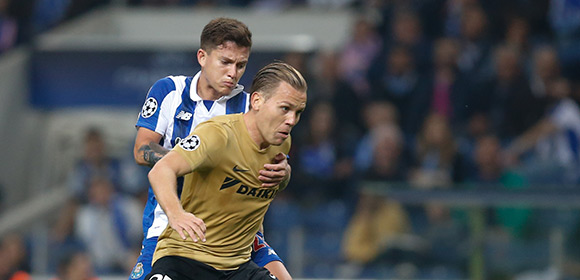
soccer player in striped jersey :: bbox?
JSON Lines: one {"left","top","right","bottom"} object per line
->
{"left": 129, "top": 18, "right": 291, "bottom": 280}
{"left": 146, "top": 61, "right": 306, "bottom": 280}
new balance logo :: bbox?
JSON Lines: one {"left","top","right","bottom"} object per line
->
{"left": 233, "top": 165, "right": 249, "bottom": 172}
{"left": 176, "top": 110, "right": 192, "bottom": 121}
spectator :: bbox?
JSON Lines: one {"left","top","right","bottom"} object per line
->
{"left": 505, "top": 77, "right": 580, "bottom": 185}
{"left": 405, "top": 113, "right": 468, "bottom": 272}
{"left": 337, "top": 16, "right": 382, "bottom": 98}
{"left": 67, "top": 127, "right": 123, "bottom": 202}
{"left": 0, "top": 0, "right": 17, "bottom": 54}
{"left": 353, "top": 101, "right": 399, "bottom": 173}
{"left": 291, "top": 101, "right": 353, "bottom": 205}
{"left": 504, "top": 16, "right": 532, "bottom": 55}
{"left": 408, "top": 37, "right": 472, "bottom": 135}
{"left": 384, "top": 8, "right": 431, "bottom": 72}
{"left": 369, "top": 45, "right": 428, "bottom": 136}
{"left": 52, "top": 250, "right": 99, "bottom": 280}
{"left": 468, "top": 134, "right": 531, "bottom": 238}
{"left": 549, "top": 0, "right": 580, "bottom": 79}
{"left": 342, "top": 124, "right": 417, "bottom": 278}
{"left": 0, "top": 233, "right": 30, "bottom": 280}
{"left": 475, "top": 44, "right": 544, "bottom": 141}
{"left": 409, "top": 113, "right": 466, "bottom": 188}
{"left": 74, "top": 176, "right": 142, "bottom": 274}
{"left": 464, "top": 135, "right": 536, "bottom": 276}
{"left": 528, "top": 45, "right": 561, "bottom": 99}
{"left": 51, "top": 127, "right": 129, "bottom": 260}
{"left": 5, "top": 0, "right": 33, "bottom": 45}
{"left": 456, "top": 4, "right": 493, "bottom": 84}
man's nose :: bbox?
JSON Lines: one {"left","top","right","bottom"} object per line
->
{"left": 227, "top": 65, "right": 237, "bottom": 79}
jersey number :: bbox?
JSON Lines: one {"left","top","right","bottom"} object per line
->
{"left": 149, "top": 274, "right": 172, "bottom": 280}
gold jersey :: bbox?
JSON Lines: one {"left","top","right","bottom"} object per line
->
{"left": 152, "top": 113, "right": 290, "bottom": 270}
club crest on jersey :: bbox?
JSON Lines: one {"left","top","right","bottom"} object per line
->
{"left": 141, "top": 97, "right": 158, "bottom": 118}
{"left": 179, "top": 135, "right": 200, "bottom": 151}
{"left": 176, "top": 110, "right": 192, "bottom": 121}
{"left": 130, "top": 262, "right": 144, "bottom": 279}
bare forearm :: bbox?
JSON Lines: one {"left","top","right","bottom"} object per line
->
{"left": 137, "top": 142, "right": 169, "bottom": 167}
{"left": 148, "top": 165, "right": 182, "bottom": 217}
{"left": 265, "top": 261, "right": 292, "bottom": 280}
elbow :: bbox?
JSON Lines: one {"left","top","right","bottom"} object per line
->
{"left": 147, "top": 166, "right": 158, "bottom": 183}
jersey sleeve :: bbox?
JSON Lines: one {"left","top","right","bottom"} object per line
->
{"left": 173, "top": 122, "right": 228, "bottom": 172}
{"left": 135, "top": 77, "right": 177, "bottom": 134}
{"left": 251, "top": 231, "right": 284, "bottom": 267}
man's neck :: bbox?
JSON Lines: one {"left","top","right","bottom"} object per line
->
{"left": 243, "top": 112, "right": 268, "bottom": 149}
{"left": 197, "top": 75, "right": 224, "bottom": 101}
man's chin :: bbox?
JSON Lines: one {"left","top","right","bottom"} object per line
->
{"left": 271, "top": 138, "right": 286, "bottom": 146}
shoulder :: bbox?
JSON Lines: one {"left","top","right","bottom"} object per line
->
{"left": 193, "top": 115, "right": 235, "bottom": 139}
{"left": 147, "top": 76, "right": 189, "bottom": 99}
{"left": 196, "top": 114, "right": 243, "bottom": 141}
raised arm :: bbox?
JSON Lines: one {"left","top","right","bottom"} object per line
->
{"left": 134, "top": 127, "right": 169, "bottom": 167}
{"left": 506, "top": 118, "right": 557, "bottom": 158}
{"left": 148, "top": 151, "right": 206, "bottom": 242}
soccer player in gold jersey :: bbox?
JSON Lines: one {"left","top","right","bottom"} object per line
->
{"left": 146, "top": 62, "right": 307, "bottom": 280}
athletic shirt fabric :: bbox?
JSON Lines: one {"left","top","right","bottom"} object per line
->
{"left": 153, "top": 113, "right": 291, "bottom": 270}
{"left": 135, "top": 72, "right": 249, "bottom": 239}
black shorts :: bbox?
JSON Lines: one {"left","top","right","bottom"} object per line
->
{"left": 145, "top": 256, "right": 277, "bottom": 280}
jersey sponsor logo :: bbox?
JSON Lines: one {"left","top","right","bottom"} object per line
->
{"left": 236, "top": 185, "right": 278, "bottom": 199}
{"left": 220, "top": 177, "right": 241, "bottom": 190}
{"left": 219, "top": 177, "right": 278, "bottom": 199}
{"left": 179, "top": 135, "right": 200, "bottom": 151}
{"left": 175, "top": 110, "right": 192, "bottom": 121}
{"left": 130, "top": 262, "right": 144, "bottom": 279}
{"left": 269, "top": 273, "right": 277, "bottom": 279}
{"left": 141, "top": 97, "right": 158, "bottom": 118}
{"left": 233, "top": 165, "right": 250, "bottom": 172}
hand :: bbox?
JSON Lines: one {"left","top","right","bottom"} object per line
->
{"left": 259, "top": 153, "right": 291, "bottom": 188}
{"left": 167, "top": 210, "right": 206, "bottom": 242}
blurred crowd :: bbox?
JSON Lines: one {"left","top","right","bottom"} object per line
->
{"left": 0, "top": 0, "right": 112, "bottom": 54}
{"left": 2, "top": 0, "right": 580, "bottom": 279}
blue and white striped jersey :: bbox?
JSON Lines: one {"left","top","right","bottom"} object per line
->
{"left": 136, "top": 71, "right": 249, "bottom": 239}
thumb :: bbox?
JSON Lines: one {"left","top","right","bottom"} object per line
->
{"left": 272, "top": 152, "right": 286, "bottom": 163}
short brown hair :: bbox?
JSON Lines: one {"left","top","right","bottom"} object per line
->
{"left": 250, "top": 61, "right": 308, "bottom": 104}
{"left": 200, "top": 17, "right": 252, "bottom": 52}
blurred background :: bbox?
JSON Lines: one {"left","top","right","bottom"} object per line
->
{"left": 1, "top": 0, "right": 580, "bottom": 279}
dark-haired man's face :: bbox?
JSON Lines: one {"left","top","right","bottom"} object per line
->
{"left": 198, "top": 41, "right": 250, "bottom": 98}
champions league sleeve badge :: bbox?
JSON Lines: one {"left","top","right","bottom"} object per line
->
{"left": 179, "top": 135, "right": 201, "bottom": 151}
{"left": 141, "top": 97, "right": 158, "bottom": 118}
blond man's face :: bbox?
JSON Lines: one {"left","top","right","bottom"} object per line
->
{"left": 252, "top": 82, "right": 307, "bottom": 147}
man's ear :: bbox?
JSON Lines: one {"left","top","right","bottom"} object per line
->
{"left": 197, "top": 49, "right": 207, "bottom": 67}
{"left": 250, "top": 91, "right": 264, "bottom": 111}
